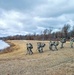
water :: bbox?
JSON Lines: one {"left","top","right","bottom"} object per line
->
{"left": 0, "top": 40, "right": 10, "bottom": 50}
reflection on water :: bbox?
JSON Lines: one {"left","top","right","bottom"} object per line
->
{"left": 0, "top": 40, "right": 10, "bottom": 50}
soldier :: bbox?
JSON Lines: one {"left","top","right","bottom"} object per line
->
{"left": 37, "top": 42, "right": 41, "bottom": 53}
{"left": 70, "top": 37, "right": 74, "bottom": 48}
{"left": 54, "top": 41, "right": 59, "bottom": 50}
{"left": 49, "top": 41, "right": 54, "bottom": 50}
{"left": 37, "top": 42, "right": 45, "bottom": 53}
{"left": 26, "top": 43, "right": 33, "bottom": 55}
{"left": 41, "top": 43, "right": 46, "bottom": 52}
{"left": 49, "top": 41, "right": 59, "bottom": 51}
{"left": 60, "top": 38, "right": 66, "bottom": 48}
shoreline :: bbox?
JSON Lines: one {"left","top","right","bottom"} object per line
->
{"left": 0, "top": 40, "right": 19, "bottom": 54}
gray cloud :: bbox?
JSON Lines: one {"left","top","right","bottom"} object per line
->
{"left": 32, "top": 0, "right": 74, "bottom": 17}
{"left": 0, "top": 0, "right": 74, "bottom": 37}
{"left": 0, "top": 0, "right": 45, "bottom": 11}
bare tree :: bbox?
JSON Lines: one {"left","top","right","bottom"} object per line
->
{"left": 70, "top": 25, "right": 74, "bottom": 37}
{"left": 43, "top": 29, "right": 48, "bottom": 40}
{"left": 62, "top": 24, "right": 70, "bottom": 38}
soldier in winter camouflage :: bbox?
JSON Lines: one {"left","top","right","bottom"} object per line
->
{"left": 49, "top": 41, "right": 59, "bottom": 51}
{"left": 26, "top": 43, "right": 33, "bottom": 55}
{"left": 37, "top": 42, "right": 45, "bottom": 53}
{"left": 60, "top": 38, "right": 66, "bottom": 48}
{"left": 49, "top": 41, "right": 54, "bottom": 50}
{"left": 54, "top": 41, "right": 59, "bottom": 50}
{"left": 70, "top": 37, "right": 74, "bottom": 48}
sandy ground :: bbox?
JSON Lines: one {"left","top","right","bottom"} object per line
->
{"left": 0, "top": 40, "right": 74, "bottom": 75}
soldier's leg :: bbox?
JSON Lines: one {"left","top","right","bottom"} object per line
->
{"left": 38, "top": 47, "right": 41, "bottom": 53}
{"left": 27, "top": 47, "right": 32, "bottom": 55}
{"left": 27, "top": 47, "right": 29, "bottom": 54}
{"left": 28, "top": 48, "right": 30, "bottom": 55}
{"left": 49, "top": 45, "right": 52, "bottom": 50}
{"left": 29, "top": 48, "right": 33, "bottom": 55}
{"left": 41, "top": 47, "right": 43, "bottom": 53}
{"left": 70, "top": 41, "right": 73, "bottom": 48}
{"left": 26, "top": 47, "right": 28, "bottom": 55}
{"left": 51, "top": 44, "right": 54, "bottom": 50}
{"left": 71, "top": 42, "right": 73, "bottom": 48}
{"left": 60, "top": 43, "right": 63, "bottom": 48}
{"left": 55, "top": 46, "right": 58, "bottom": 50}
{"left": 52, "top": 45, "right": 55, "bottom": 51}
{"left": 39, "top": 47, "right": 42, "bottom": 53}
{"left": 39, "top": 47, "right": 43, "bottom": 53}
{"left": 49, "top": 46, "right": 51, "bottom": 50}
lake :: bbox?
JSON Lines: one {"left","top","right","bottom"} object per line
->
{"left": 0, "top": 40, "right": 10, "bottom": 50}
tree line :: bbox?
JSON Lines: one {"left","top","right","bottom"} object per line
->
{"left": 0, "top": 24, "right": 74, "bottom": 40}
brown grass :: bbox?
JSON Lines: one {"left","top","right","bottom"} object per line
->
{"left": 0, "top": 40, "right": 74, "bottom": 75}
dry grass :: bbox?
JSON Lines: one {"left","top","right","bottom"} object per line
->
{"left": 0, "top": 40, "right": 74, "bottom": 75}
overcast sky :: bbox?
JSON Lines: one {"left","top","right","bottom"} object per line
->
{"left": 0, "top": 0, "right": 74, "bottom": 37}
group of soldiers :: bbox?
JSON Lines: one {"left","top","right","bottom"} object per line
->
{"left": 26, "top": 42, "right": 46, "bottom": 55}
{"left": 26, "top": 37, "right": 74, "bottom": 55}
